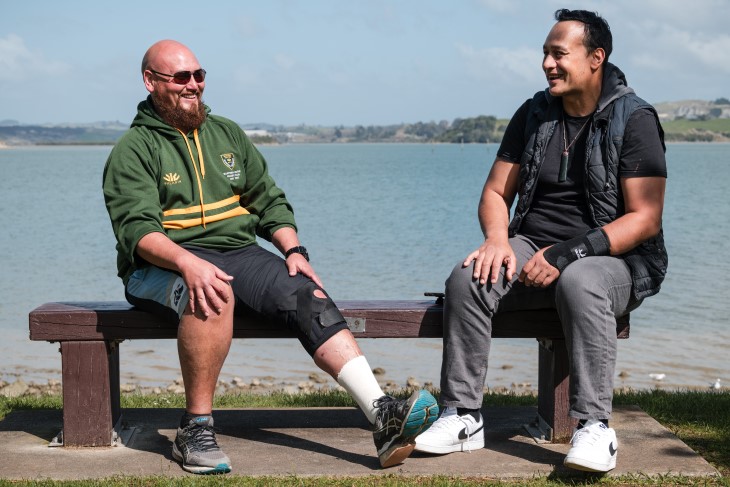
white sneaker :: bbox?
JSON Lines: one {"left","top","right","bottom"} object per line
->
{"left": 564, "top": 420, "right": 618, "bottom": 472}
{"left": 414, "top": 407, "right": 485, "bottom": 454}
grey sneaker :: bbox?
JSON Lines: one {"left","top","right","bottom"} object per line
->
{"left": 172, "top": 416, "right": 232, "bottom": 474}
{"left": 372, "top": 390, "right": 439, "bottom": 468}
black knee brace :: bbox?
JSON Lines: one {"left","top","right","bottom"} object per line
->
{"left": 284, "top": 281, "right": 348, "bottom": 356}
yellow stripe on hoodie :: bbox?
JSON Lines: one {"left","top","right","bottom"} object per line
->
{"left": 162, "top": 194, "right": 250, "bottom": 229}
{"left": 163, "top": 195, "right": 244, "bottom": 216}
{"left": 163, "top": 206, "right": 250, "bottom": 229}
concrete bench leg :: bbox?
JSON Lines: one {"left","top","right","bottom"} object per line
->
{"left": 60, "top": 340, "right": 121, "bottom": 446}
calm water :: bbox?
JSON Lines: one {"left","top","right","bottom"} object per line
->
{"left": 0, "top": 143, "right": 728, "bottom": 391}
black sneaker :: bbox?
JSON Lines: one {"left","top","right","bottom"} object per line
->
{"left": 172, "top": 416, "right": 232, "bottom": 474}
{"left": 372, "top": 389, "right": 439, "bottom": 467}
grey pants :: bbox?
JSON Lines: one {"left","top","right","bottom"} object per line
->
{"left": 440, "top": 235, "right": 640, "bottom": 420}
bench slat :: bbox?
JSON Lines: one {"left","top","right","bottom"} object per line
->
{"left": 29, "top": 301, "right": 628, "bottom": 342}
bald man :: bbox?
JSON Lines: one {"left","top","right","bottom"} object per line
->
{"left": 103, "top": 40, "right": 437, "bottom": 474}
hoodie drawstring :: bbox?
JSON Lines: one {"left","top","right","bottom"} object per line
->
{"left": 176, "top": 128, "right": 207, "bottom": 228}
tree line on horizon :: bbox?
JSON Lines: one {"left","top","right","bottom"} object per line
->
{"left": 0, "top": 115, "right": 505, "bottom": 145}
{"left": 3, "top": 98, "right": 730, "bottom": 145}
{"left": 252, "top": 115, "right": 506, "bottom": 144}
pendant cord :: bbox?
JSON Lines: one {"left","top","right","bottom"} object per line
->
{"left": 559, "top": 115, "right": 591, "bottom": 182}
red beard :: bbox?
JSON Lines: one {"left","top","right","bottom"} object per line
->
{"left": 151, "top": 91, "right": 207, "bottom": 133}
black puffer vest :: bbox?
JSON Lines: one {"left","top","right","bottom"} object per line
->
{"left": 507, "top": 63, "right": 668, "bottom": 300}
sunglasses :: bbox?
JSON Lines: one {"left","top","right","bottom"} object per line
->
{"left": 148, "top": 68, "right": 206, "bottom": 85}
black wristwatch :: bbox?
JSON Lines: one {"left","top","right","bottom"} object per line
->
{"left": 285, "top": 246, "right": 309, "bottom": 261}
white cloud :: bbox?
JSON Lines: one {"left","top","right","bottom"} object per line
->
{"left": 0, "top": 34, "right": 69, "bottom": 81}
{"left": 633, "top": 0, "right": 728, "bottom": 31}
{"left": 625, "top": 21, "right": 730, "bottom": 75}
{"left": 274, "top": 53, "right": 296, "bottom": 70}
{"left": 683, "top": 33, "right": 730, "bottom": 74}
{"left": 456, "top": 43, "right": 543, "bottom": 85}
{"left": 233, "top": 65, "right": 263, "bottom": 89}
{"left": 476, "top": 0, "right": 521, "bottom": 14}
{"left": 234, "top": 15, "right": 263, "bottom": 40}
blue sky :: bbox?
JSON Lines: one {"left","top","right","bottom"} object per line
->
{"left": 2, "top": 0, "right": 728, "bottom": 126}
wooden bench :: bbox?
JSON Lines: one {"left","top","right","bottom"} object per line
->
{"left": 29, "top": 299, "right": 629, "bottom": 447}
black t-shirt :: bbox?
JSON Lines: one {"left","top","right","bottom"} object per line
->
{"left": 497, "top": 99, "right": 667, "bottom": 248}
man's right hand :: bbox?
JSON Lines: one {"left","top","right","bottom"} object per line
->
{"left": 178, "top": 254, "right": 234, "bottom": 318}
{"left": 136, "top": 232, "right": 234, "bottom": 318}
{"left": 463, "top": 238, "right": 517, "bottom": 286}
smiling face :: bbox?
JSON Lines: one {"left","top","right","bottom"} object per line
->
{"left": 142, "top": 40, "right": 207, "bottom": 132}
{"left": 542, "top": 20, "right": 605, "bottom": 110}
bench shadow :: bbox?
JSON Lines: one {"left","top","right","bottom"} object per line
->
{"left": 0, "top": 409, "right": 63, "bottom": 443}
{"left": 409, "top": 405, "right": 595, "bottom": 478}
{"left": 124, "top": 408, "right": 380, "bottom": 471}
{"left": 0, "top": 406, "right": 617, "bottom": 477}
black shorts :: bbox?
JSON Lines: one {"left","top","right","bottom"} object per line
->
{"left": 125, "top": 244, "right": 348, "bottom": 355}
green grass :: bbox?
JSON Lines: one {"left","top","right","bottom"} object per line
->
{"left": 661, "top": 118, "right": 730, "bottom": 133}
{"left": 661, "top": 118, "right": 730, "bottom": 140}
{"left": 614, "top": 390, "right": 730, "bottom": 479}
{"left": 1, "top": 389, "right": 728, "bottom": 486}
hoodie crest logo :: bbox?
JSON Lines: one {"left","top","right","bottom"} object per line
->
{"left": 220, "top": 153, "right": 235, "bottom": 169}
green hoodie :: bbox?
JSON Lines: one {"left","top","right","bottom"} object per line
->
{"left": 103, "top": 97, "right": 296, "bottom": 284}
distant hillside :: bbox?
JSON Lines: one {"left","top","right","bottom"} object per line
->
{"left": 660, "top": 118, "right": 730, "bottom": 142}
{"left": 0, "top": 118, "right": 506, "bottom": 146}
{"left": 0, "top": 124, "right": 127, "bottom": 146}
{"left": 2, "top": 99, "right": 729, "bottom": 146}
{"left": 653, "top": 98, "right": 730, "bottom": 141}
{"left": 654, "top": 98, "right": 730, "bottom": 122}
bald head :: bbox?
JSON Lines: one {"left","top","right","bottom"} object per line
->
{"left": 141, "top": 40, "right": 200, "bottom": 74}
{"left": 141, "top": 40, "right": 207, "bottom": 132}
